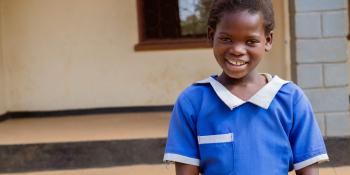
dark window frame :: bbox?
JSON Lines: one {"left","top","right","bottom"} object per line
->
{"left": 134, "top": 0, "right": 210, "bottom": 51}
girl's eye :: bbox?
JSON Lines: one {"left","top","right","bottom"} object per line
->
{"left": 246, "top": 39, "right": 259, "bottom": 46}
{"left": 219, "top": 37, "right": 231, "bottom": 42}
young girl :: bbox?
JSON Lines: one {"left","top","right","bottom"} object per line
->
{"left": 164, "top": 0, "right": 329, "bottom": 175}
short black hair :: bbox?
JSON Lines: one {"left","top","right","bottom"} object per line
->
{"left": 208, "top": 0, "right": 274, "bottom": 35}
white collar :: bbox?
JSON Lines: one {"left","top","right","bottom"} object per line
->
{"left": 195, "top": 74, "right": 289, "bottom": 110}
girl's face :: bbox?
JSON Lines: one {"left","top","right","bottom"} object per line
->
{"left": 208, "top": 10, "right": 273, "bottom": 80}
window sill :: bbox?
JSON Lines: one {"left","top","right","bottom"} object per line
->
{"left": 134, "top": 38, "right": 211, "bottom": 51}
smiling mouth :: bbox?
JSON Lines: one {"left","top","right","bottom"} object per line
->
{"left": 226, "top": 59, "right": 248, "bottom": 66}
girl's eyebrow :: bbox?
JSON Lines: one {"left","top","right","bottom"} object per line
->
{"left": 247, "top": 35, "right": 261, "bottom": 38}
{"left": 218, "top": 32, "right": 261, "bottom": 38}
{"left": 218, "top": 32, "right": 231, "bottom": 36}
{"left": 248, "top": 33, "right": 261, "bottom": 37}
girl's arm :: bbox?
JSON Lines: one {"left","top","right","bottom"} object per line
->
{"left": 175, "top": 162, "right": 200, "bottom": 175}
{"left": 295, "top": 163, "right": 319, "bottom": 175}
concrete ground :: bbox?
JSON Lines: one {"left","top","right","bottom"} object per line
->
{"left": 0, "top": 112, "right": 170, "bottom": 145}
{"left": 0, "top": 164, "right": 349, "bottom": 175}
{"left": 0, "top": 112, "right": 349, "bottom": 175}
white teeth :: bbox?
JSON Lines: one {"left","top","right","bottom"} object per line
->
{"left": 227, "top": 59, "right": 246, "bottom": 66}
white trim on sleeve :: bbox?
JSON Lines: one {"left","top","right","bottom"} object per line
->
{"left": 198, "top": 133, "right": 234, "bottom": 144}
{"left": 294, "top": 153, "right": 329, "bottom": 170}
{"left": 163, "top": 153, "right": 200, "bottom": 166}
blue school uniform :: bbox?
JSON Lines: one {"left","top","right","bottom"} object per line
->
{"left": 164, "top": 74, "right": 328, "bottom": 175}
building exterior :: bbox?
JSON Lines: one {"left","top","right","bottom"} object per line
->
{"left": 290, "top": 0, "right": 350, "bottom": 137}
{"left": 0, "top": 0, "right": 349, "bottom": 173}
{"left": 0, "top": 0, "right": 289, "bottom": 113}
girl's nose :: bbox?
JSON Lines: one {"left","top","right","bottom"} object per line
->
{"left": 229, "top": 43, "right": 246, "bottom": 56}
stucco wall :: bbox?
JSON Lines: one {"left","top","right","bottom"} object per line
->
{"left": 0, "top": 43, "right": 6, "bottom": 115}
{"left": 0, "top": 62, "right": 5, "bottom": 115}
{"left": 0, "top": 0, "right": 6, "bottom": 115}
{"left": 1, "top": 0, "right": 289, "bottom": 111}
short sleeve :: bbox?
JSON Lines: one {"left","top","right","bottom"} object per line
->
{"left": 163, "top": 94, "right": 200, "bottom": 166}
{"left": 289, "top": 92, "right": 329, "bottom": 170}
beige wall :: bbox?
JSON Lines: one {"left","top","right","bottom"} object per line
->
{"left": 1, "top": 0, "right": 289, "bottom": 111}
{"left": 0, "top": 56, "right": 5, "bottom": 115}
{"left": 0, "top": 44, "right": 6, "bottom": 115}
{"left": 265, "top": 0, "right": 290, "bottom": 79}
{"left": 0, "top": 0, "right": 6, "bottom": 115}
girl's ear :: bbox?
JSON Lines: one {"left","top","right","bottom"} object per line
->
{"left": 207, "top": 26, "right": 215, "bottom": 46}
{"left": 265, "top": 31, "right": 273, "bottom": 52}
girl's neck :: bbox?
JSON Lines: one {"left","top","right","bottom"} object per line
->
{"left": 217, "top": 71, "right": 263, "bottom": 87}
{"left": 217, "top": 71, "right": 268, "bottom": 101}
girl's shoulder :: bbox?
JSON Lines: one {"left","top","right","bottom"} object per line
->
{"left": 277, "top": 79, "right": 309, "bottom": 103}
{"left": 177, "top": 80, "right": 213, "bottom": 103}
{"left": 174, "top": 77, "right": 218, "bottom": 113}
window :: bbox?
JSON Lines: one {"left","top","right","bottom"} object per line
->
{"left": 135, "top": 0, "right": 212, "bottom": 51}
